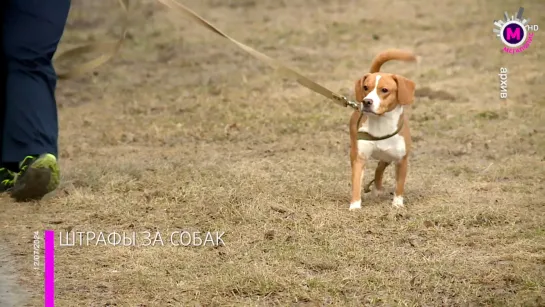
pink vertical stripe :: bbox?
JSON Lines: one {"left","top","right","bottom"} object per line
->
{"left": 44, "top": 230, "right": 55, "bottom": 307}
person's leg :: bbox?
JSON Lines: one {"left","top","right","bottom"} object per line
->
{"left": 0, "top": 0, "right": 15, "bottom": 193}
{"left": 0, "top": 0, "right": 4, "bottom": 157}
{"left": 2, "top": 0, "right": 70, "bottom": 200}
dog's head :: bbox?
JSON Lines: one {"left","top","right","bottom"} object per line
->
{"left": 354, "top": 73, "right": 415, "bottom": 115}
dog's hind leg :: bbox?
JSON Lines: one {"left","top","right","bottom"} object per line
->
{"left": 373, "top": 161, "right": 390, "bottom": 196}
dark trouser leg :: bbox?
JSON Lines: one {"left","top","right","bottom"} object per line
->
{"left": 1, "top": 0, "right": 70, "bottom": 170}
{"left": 0, "top": 2, "right": 6, "bottom": 168}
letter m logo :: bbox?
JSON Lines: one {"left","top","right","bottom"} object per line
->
{"left": 506, "top": 27, "right": 521, "bottom": 40}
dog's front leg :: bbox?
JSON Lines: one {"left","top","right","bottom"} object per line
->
{"left": 349, "top": 150, "right": 365, "bottom": 210}
{"left": 393, "top": 155, "right": 408, "bottom": 208}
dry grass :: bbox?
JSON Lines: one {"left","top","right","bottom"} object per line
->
{"left": 1, "top": 0, "right": 545, "bottom": 306}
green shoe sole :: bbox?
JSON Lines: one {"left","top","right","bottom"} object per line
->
{"left": 11, "top": 154, "right": 60, "bottom": 202}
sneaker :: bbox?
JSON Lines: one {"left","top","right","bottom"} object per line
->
{"left": 10, "top": 153, "right": 60, "bottom": 201}
{"left": 0, "top": 167, "right": 15, "bottom": 192}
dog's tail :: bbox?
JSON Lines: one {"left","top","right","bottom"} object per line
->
{"left": 369, "top": 49, "right": 417, "bottom": 73}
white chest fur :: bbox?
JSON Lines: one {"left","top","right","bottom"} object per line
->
{"left": 357, "top": 106, "right": 406, "bottom": 163}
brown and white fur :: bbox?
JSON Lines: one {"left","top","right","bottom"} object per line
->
{"left": 348, "top": 49, "right": 417, "bottom": 210}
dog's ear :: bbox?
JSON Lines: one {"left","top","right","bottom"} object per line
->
{"left": 354, "top": 73, "right": 370, "bottom": 102}
{"left": 393, "top": 75, "right": 416, "bottom": 105}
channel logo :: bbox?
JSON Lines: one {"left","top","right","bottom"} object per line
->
{"left": 493, "top": 7, "right": 538, "bottom": 54}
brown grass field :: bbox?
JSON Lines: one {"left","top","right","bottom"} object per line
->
{"left": 1, "top": 0, "right": 545, "bottom": 306}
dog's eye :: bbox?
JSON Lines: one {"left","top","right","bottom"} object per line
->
{"left": 381, "top": 88, "right": 388, "bottom": 93}
{"left": 362, "top": 86, "right": 368, "bottom": 91}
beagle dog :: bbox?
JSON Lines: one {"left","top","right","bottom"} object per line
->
{"left": 348, "top": 49, "right": 417, "bottom": 210}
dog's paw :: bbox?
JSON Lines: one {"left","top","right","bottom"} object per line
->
{"left": 349, "top": 200, "right": 362, "bottom": 210}
{"left": 392, "top": 195, "right": 404, "bottom": 208}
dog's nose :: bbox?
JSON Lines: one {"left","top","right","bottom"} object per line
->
{"left": 363, "top": 98, "right": 373, "bottom": 106}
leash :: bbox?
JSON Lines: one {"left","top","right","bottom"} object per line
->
{"left": 155, "top": 0, "right": 361, "bottom": 110}
{"left": 54, "top": 0, "right": 129, "bottom": 80}
{"left": 54, "top": 0, "right": 359, "bottom": 110}
{"left": 55, "top": 0, "right": 403, "bottom": 141}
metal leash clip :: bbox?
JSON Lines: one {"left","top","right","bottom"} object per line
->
{"left": 342, "top": 96, "right": 361, "bottom": 111}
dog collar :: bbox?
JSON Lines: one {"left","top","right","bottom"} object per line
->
{"left": 357, "top": 116, "right": 404, "bottom": 141}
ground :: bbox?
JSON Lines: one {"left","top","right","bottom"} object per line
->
{"left": 1, "top": 0, "right": 544, "bottom": 306}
